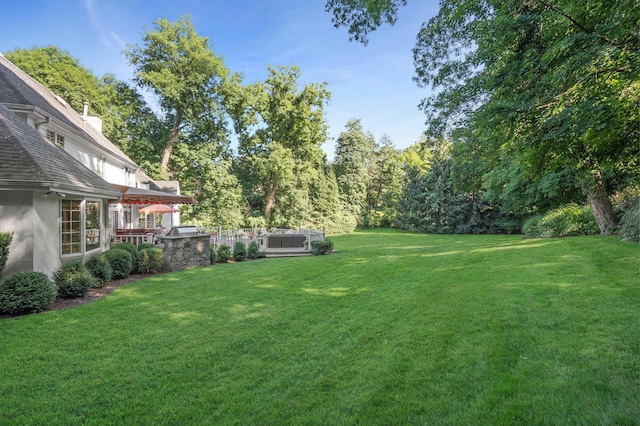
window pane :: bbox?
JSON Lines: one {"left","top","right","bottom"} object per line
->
{"left": 61, "top": 199, "right": 82, "bottom": 255}
{"left": 86, "top": 201, "right": 101, "bottom": 251}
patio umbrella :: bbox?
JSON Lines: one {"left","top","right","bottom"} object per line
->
{"left": 139, "top": 204, "right": 179, "bottom": 214}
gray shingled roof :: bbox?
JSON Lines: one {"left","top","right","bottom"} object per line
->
{"left": 0, "top": 54, "right": 137, "bottom": 167}
{"left": 0, "top": 102, "right": 122, "bottom": 197}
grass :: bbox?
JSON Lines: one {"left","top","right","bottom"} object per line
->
{"left": 1, "top": 229, "right": 638, "bottom": 425}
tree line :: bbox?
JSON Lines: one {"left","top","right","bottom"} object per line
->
{"left": 6, "top": 2, "right": 638, "bottom": 236}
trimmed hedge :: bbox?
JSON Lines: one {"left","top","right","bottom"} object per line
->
{"left": 247, "top": 241, "right": 260, "bottom": 259}
{"left": 233, "top": 242, "right": 247, "bottom": 261}
{"left": 217, "top": 244, "right": 232, "bottom": 263}
{"left": 53, "top": 260, "right": 95, "bottom": 298}
{"left": 103, "top": 248, "right": 133, "bottom": 279}
{"left": 0, "top": 271, "right": 57, "bottom": 314}
{"left": 85, "top": 254, "right": 112, "bottom": 287}
{"left": 311, "top": 240, "right": 334, "bottom": 255}
{"left": 111, "top": 242, "right": 139, "bottom": 273}
{"left": 137, "top": 247, "right": 163, "bottom": 274}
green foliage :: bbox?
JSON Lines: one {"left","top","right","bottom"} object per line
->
{"left": 216, "top": 244, "right": 232, "bottom": 263}
{"left": 322, "top": 212, "right": 357, "bottom": 235}
{"left": 247, "top": 241, "right": 260, "bottom": 259}
{"left": 0, "top": 272, "right": 57, "bottom": 315}
{"left": 137, "top": 248, "right": 164, "bottom": 274}
{"left": 233, "top": 242, "right": 247, "bottom": 262}
{"left": 210, "top": 246, "right": 217, "bottom": 264}
{"left": 333, "top": 118, "right": 376, "bottom": 222}
{"left": 85, "top": 254, "right": 112, "bottom": 288}
{"left": 619, "top": 198, "right": 640, "bottom": 242}
{"left": 395, "top": 140, "right": 505, "bottom": 234}
{"left": 232, "top": 65, "right": 331, "bottom": 227}
{"left": 103, "top": 249, "right": 134, "bottom": 279}
{"left": 325, "top": 0, "right": 407, "bottom": 44}
{"left": 137, "top": 243, "right": 155, "bottom": 252}
{"left": 111, "top": 242, "right": 138, "bottom": 273}
{"left": 311, "top": 240, "right": 334, "bottom": 255}
{"left": 0, "top": 232, "right": 12, "bottom": 278}
{"left": 363, "top": 135, "right": 403, "bottom": 228}
{"left": 125, "top": 15, "right": 233, "bottom": 175}
{"left": 524, "top": 204, "right": 599, "bottom": 238}
{"left": 53, "top": 260, "right": 95, "bottom": 298}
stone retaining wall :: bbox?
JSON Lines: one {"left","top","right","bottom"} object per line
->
{"left": 157, "top": 234, "right": 210, "bottom": 271}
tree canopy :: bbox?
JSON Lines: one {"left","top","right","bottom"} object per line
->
{"left": 326, "top": 0, "right": 640, "bottom": 234}
{"left": 125, "top": 15, "right": 233, "bottom": 177}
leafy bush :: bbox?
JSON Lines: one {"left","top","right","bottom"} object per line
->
{"left": 0, "top": 232, "right": 13, "bottom": 278}
{"left": 103, "top": 248, "right": 134, "bottom": 279}
{"left": 210, "top": 247, "right": 217, "bottom": 264}
{"left": 137, "top": 247, "right": 163, "bottom": 274}
{"left": 247, "top": 241, "right": 260, "bottom": 259}
{"left": 137, "top": 243, "right": 156, "bottom": 252}
{"left": 53, "top": 260, "right": 95, "bottom": 298}
{"left": 522, "top": 215, "right": 543, "bottom": 238}
{"left": 525, "top": 204, "right": 599, "bottom": 238}
{"left": 217, "top": 244, "right": 232, "bottom": 263}
{"left": 85, "top": 254, "right": 112, "bottom": 287}
{"left": 233, "top": 242, "right": 247, "bottom": 261}
{"left": 0, "top": 271, "right": 57, "bottom": 314}
{"left": 111, "top": 242, "right": 139, "bottom": 272}
{"left": 619, "top": 197, "right": 640, "bottom": 242}
{"left": 311, "top": 240, "right": 334, "bottom": 255}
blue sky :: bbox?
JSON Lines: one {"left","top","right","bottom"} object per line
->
{"left": 0, "top": 0, "right": 438, "bottom": 158}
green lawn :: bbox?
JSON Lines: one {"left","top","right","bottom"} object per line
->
{"left": 1, "top": 230, "right": 638, "bottom": 425}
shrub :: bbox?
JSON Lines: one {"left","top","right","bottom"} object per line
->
{"left": 0, "top": 271, "right": 57, "bottom": 314}
{"left": 233, "top": 242, "right": 247, "bottom": 261}
{"left": 527, "top": 204, "right": 599, "bottom": 238}
{"left": 311, "top": 240, "right": 334, "bottom": 255}
{"left": 137, "top": 247, "right": 163, "bottom": 274}
{"left": 619, "top": 197, "right": 640, "bottom": 242}
{"left": 103, "top": 248, "right": 133, "bottom": 279}
{"left": 522, "top": 215, "right": 543, "bottom": 238}
{"left": 53, "top": 260, "right": 95, "bottom": 298}
{"left": 137, "top": 243, "right": 156, "bottom": 252}
{"left": 0, "top": 232, "right": 13, "bottom": 278}
{"left": 210, "top": 247, "right": 217, "bottom": 264}
{"left": 111, "top": 242, "right": 139, "bottom": 272}
{"left": 247, "top": 241, "right": 260, "bottom": 259}
{"left": 85, "top": 254, "right": 112, "bottom": 287}
{"left": 217, "top": 244, "right": 232, "bottom": 263}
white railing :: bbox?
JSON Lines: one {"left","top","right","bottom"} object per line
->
{"left": 205, "top": 227, "right": 325, "bottom": 255}
{"left": 111, "top": 233, "right": 154, "bottom": 246}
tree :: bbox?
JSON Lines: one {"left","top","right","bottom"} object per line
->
{"left": 125, "top": 15, "right": 233, "bottom": 177}
{"left": 363, "top": 134, "right": 403, "bottom": 227}
{"left": 327, "top": 0, "right": 640, "bottom": 234}
{"left": 231, "top": 65, "right": 331, "bottom": 227}
{"left": 333, "top": 119, "right": 376, "bottom": 223}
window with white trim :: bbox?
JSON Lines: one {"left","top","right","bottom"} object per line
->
{"left": 47, "top": 130, "right": 65, "bottom": 149}
{"left": 60, "top": 199, "right": 102, "bottom": 256}
{"left": 96, "top": 154, "right": 106, "bottom": 176}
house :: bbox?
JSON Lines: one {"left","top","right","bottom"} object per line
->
{"left": 0, "top": 54, "right": 191, "bottom": 276}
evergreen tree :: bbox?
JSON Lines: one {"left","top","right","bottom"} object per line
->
{"left": 333, "top": 119, "right": 376, "bottom": 224}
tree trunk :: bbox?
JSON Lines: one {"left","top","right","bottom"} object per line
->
{"left": 587, "top": 180, "right": 617, "bottom": 235}
{"left": 264, "top": 176, "right": 277, "bottom": 225}
{"left": 160, "top": 113, "right": 183, "bottom": 176}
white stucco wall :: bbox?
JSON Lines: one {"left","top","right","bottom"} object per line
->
{"left": 0, "top": 191, "right": 34, "bottom": 276}
{"left": 32, "top": 193, "right": 61, "bottom": 276}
